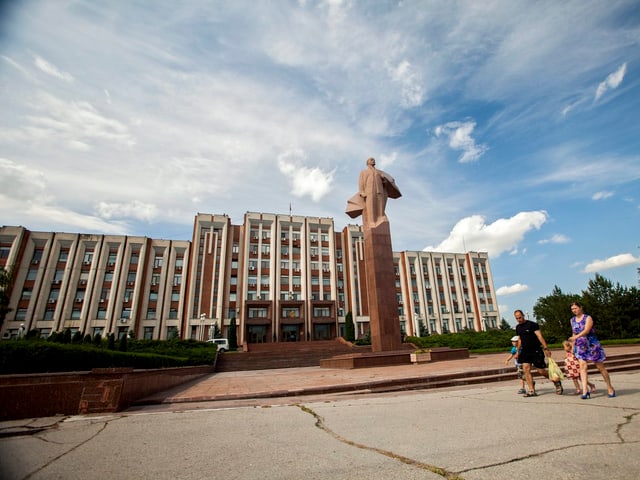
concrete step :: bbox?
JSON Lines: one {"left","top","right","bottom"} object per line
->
{"left": 216, "top": 340, "right": 372, "bottom": 372}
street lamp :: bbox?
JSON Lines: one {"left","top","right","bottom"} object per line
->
{"left": 200, "top": 313, "right": 206, "bottom": 341}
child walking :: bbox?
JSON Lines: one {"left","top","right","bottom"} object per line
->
{"left": 563, "top": 340, "right": 595, "bottom": 395}
{"left": 505, "top": 335, "right": 527, "bottom": 394}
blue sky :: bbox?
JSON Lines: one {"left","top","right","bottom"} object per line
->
{"left": 1, "top": 1, "right": 639, "bottom": 324}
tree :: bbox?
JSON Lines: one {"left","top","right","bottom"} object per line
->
{"left": 0, "top": 266, "right": 16, "bottom": 331}
{"left": 118, "top": 334, "right": 128, "bottom": 352}
{"left": 418, "top": 318, "right": 429, "bottom": 337}
{"left": 213, "top": 323, "right": 222, "bottom": 339}
{"left": 499, "top": 318, "right": 511, "bottom": 330}
{"left": 344, "top": 311, "right": 355, "bottom": 342}
{"left": 581, "top": 274, "right": 640, "bottom": 339}
{"left": 532, "top": 285, "right": 579, "bottom": 343}
{"left": 228, "top": 317, "right": 238, "bottom": 351}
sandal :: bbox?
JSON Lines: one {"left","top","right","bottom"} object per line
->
{"left": 554, "top": 381, "right": 564, "bottom": 395}
{"left": 523, "top": 392, "right": 538, "bottom": 397}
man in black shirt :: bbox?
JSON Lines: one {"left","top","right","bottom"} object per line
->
{"left": 514, "top": 309, "right": 563, "bottom": 397}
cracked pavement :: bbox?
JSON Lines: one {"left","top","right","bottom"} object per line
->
{"left": 1, "top": 371, "right": 639, "bottom": 480}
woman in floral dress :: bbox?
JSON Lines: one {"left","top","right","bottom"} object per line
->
{"left": 568, "top": 302, "right": 616, "bottom": 399}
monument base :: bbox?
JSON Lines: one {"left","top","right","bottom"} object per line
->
{"left": 320, "top": 351, "right": 412, "bottom": 369}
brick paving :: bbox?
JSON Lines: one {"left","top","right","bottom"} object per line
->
{"left": 133, "top": 344, "right": 640, "bottom": 407}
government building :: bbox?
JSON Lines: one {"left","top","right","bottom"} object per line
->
{"left": 0, "top": 212, "right": 500, "bottom": 343}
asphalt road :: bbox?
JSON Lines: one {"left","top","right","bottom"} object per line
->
{"left": 1, "top": 370, "right": 639, "bottom": 480}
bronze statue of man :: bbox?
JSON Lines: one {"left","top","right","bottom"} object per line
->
{"left": 347, "top": 157, "right": 401, "bottom": 227}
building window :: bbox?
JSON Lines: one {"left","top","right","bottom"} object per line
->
{"left": 248, "top": 308, "right": 268, "bottom": 318}
{"left": 15, "top": 308, "right": 27, "bottom": 320}
{"left": 71, "top": 308, "right": 81, "bottom": 320}
{"left": 144, "top": 327, "right": 154, "bottom": 340}
{"left": 154, "top": 256, "right": 163, "bottom": 268}
{"left": 282, "top": 307, "right": 299, "bottom": 317}
{"left": 44, "top": 309, "right": 54, "bottom": 320}
{"left": 146, "top": 308, "right": 156, "bottom": 320}
{"left": 32, "top": 250, "right": 43, "bottom": 263}
{"left": 167, "top": 326, "right": 178, "bottom": 339}
{"left": 169, "top": 309, "right": 178, "bottom": 319}
{"left": 97, "top": 308, "right": 107, "bottom": 319}
{"left": 313, "top": 307, "right": 330, "bottom": 317}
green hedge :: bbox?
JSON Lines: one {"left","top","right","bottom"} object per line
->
{"left": 406, "top": 329, "right": 517, "bottom": 352}
{"left": 406, "top": 331, "right": 640, "bottom": 353}
{"left": 0, "top": 341, "right": 215, "bottom": 374}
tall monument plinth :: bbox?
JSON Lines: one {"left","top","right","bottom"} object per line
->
{"left": 364, "top": 220, "right": 401, "bottom": 352}
{"left": 345, "top": 157, "right": 403, "bottom": 354}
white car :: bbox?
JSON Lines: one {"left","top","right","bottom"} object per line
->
{"left": 207, "top": 338, "right": 229, "bottom": 352}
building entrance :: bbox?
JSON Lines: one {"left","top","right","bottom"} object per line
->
{"left": 313, "top": 324, "right": 331, "bottom": 340}
{"left": 282, "top": 324, "right": 300, "bottom": 341}
{"left": 247, "top": 325, "right": 267, "bottom": 343}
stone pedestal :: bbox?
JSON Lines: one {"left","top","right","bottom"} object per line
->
{"left": 364, "top": 220, "right": 401, "bottom": 352}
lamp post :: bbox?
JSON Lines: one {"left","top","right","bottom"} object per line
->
{"left": 200, "top": 313, "right": 206, "bottom": 341}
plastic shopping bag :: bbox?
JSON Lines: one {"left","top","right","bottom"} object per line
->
{"left": 548, "top": 357, "right": 564, "bottom": 382}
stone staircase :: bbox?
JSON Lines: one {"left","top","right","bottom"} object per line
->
{"left": 215, "top": 339, "right": 373, "bottom": 372}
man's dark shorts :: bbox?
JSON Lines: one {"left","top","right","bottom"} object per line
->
{"left": 519, "top": 349, "right": 546, "bottom": 369}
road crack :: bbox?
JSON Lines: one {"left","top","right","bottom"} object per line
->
{"left": 297, "top": 404, "right": 464, "bottom": 480}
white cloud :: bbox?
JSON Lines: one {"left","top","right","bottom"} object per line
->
{"left": 33, "top": 54, "right": 74, "bottom": 82}
{"left": 497, "top": 283, "right": 530, "bottom": 296}
{"left": 0, "top": 158, "right": 48, "bottom": 202}
{"left": 434, "top": 120, "right": 488, "bottom": 163}
{"left": 538, "top": 234, "right": 570, "bottom": 245}
{"left": 18, "top": 92, "right": 136, "bottom": 150}
{"left": 592, "top": 191, "right": 613, "bottom": 200}
{"left": 583, "top": 253, "right": 640, "bottom": 273}
{"left": 95, "top": 200, "right": 160, "bottom": 222}
{"left": 424, "top": 211, "right": 548, "bottom": 257}
{"left": 595, "top": 63, "right": 627, "bottom": 101}
{"left": 387, "top": 59, "right": 425, "bottom": 108}
{"left": 278, "top": 149, "right": 335, "bottom": 202}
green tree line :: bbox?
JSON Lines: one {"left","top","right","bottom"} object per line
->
{"left": 533, "top": 273, "right": 640, "bottom": 343}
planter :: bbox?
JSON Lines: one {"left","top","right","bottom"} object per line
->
{"left": 410, "top": 352, "right": 431, "bottom": 363}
